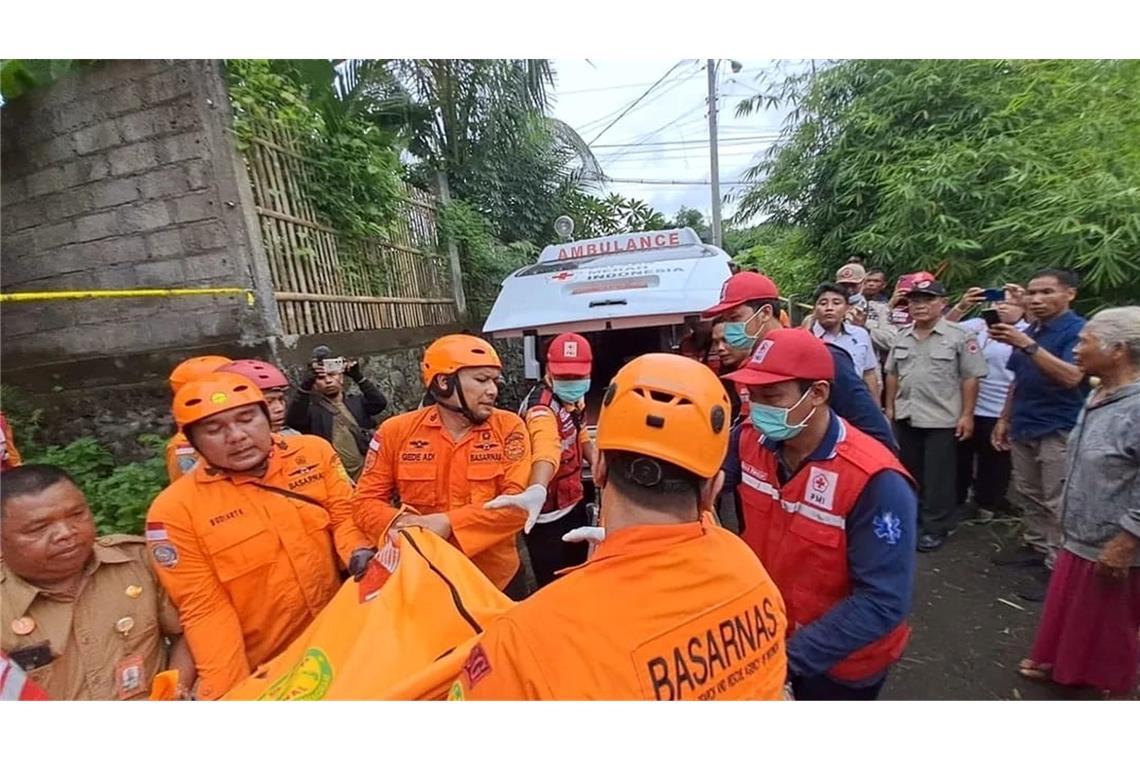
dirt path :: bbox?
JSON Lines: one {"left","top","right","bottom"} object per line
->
{"left": 882, "top": 519, "right": 1100, "bottom": 700}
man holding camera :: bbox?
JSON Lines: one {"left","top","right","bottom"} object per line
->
{"left": 286, "top": 346, "right": 388, "bottom": 480}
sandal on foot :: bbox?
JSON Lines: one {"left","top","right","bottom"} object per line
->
{"left": 1017, "top": 659, "right": 1052, "bottom": 681}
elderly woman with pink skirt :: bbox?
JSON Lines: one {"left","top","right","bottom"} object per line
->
{"left": 1019, "top": 307, "right": 1140, "bottom": 697}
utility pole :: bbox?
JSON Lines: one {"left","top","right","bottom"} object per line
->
{"left": 706, "top": 59, "right": 722, "bottom": 248}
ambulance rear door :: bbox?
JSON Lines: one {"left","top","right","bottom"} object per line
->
{"left": 481, "top": 227, "right": 732, "bottom": 339}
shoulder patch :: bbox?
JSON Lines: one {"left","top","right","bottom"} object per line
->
{"left": 145, "top": 522, "right": 169, "bottom": 542}
{"left": 151, "top": 543, "right": 179, "bottom": 568}
{"left": 503, "top": 431, "right": 527, "bottom": 462}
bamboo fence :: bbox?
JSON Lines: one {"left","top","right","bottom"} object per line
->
{"left": 242, "top": 123, "right": 458, "bottom": 335}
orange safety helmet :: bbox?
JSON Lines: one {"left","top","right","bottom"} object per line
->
{"left": 169, "top": 355, "right": 232, "bottom": 394}
{"left": 596, "top": 353, "right": 730, "bottom": 479}
{"left": 173, "top": 372, "right": 268, "bottom": 432}
{"left": 421, "top": 334, "right": 502, "bottom": 387}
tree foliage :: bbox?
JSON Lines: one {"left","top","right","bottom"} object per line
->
{"left": 225, "top": 60, "right": 407, "bottom": 241}
{"left": 731, "top": 225, "right": 819, "bottom": 302}
{"left": 734, "top": 59, "right": 1140, "bottom": 307}
{"left": 667, "top": 207, "right": 711, "bottom": 242}
{"left": 0, "top": 59, "right": 89, "bottom": 101}
{"left": 560, "top": 192, "right": 667, "bottom": 240}
{"left": 335, "top": 60, "right": 602, "bottom": 245}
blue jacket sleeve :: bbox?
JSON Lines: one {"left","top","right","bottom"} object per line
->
{"left": 786, "top": 470, "right": 917, "bottom": 681}
{"left": 721, "top": 424, "right": 743, "bottom": 494}
{"left": 827, "top": 343, "right": 897, "bottom": 452}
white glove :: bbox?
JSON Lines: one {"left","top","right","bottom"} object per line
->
{"left": 561, "top": 526, "right": 605, "bottom": 545}
{"left": 484, "top": 484, "right": 547, "bottom": 534}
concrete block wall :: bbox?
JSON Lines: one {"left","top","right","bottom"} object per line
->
{"left": 1, "top": 60, "right": 279, "bottom": 391}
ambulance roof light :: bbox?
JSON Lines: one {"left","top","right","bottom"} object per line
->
{"left": 555, "top": 215, "right": 575, "bottom": 241}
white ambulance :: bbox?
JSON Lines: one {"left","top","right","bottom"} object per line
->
{"left": 483, "top": 226, "right": 733, "bottom": 425}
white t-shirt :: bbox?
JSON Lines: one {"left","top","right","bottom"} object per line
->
{"left": 959, "top": 317, "right": 1028, "bottom": 418}
{"left": 811, "top": 322, "right": 878, "bottom": 376}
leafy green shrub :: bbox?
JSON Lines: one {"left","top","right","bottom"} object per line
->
{"left": 439, "top": 199, "right": 537, "bottom": 322}
{"left": 28, "top": 435, "right": 167, "bottom": 536}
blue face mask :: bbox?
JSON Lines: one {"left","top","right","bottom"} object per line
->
{"left": 723, "top": 309, "right": 769, "bottom": 351}
{"left": 552, "top": 378, "right": 591, "bottom": 404}
{"left": 749, "top": 388, "right": 816, "bottom": 441}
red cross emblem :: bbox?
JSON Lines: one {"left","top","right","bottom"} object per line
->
{"left": 552, "top": 271, "right": 574, "bottom": 281}
{"left": 813, "top": 475, "right": 828, "bottom": 492}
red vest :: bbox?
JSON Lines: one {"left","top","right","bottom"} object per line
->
{"left": 736, "top": 417, "right": 911, "bottom": 681}
{"left": 735, "top": 383, "right": 751, "bottom": 422}
{"left": 521, "top": 386, "right": 585, "bottom": 513}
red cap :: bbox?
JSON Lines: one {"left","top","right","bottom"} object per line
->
{"left": 546, "top": 333, "right": 593, "bottom": 377}
{"left": 723, "top": 328, "right": 835, "bottom": 387}
{"left": 702, "top": 272, "right": 780, "bottom": 318}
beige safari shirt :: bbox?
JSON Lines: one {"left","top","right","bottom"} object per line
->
{"left": 886, "top": 318, "right": 988, "bottom": 428}
{"left": 864, "top": 299, "right": 897, "bottom": 353}
{"left": 0, "top": 535, "right": 182, "bottom": 700}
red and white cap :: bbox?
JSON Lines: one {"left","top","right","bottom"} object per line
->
{"left": 546, "top": 333, "right": 593, "bottom": 377}
{"left": 724, "top": 328, "right": 835, "bottom": 387}
{"left": 702, "top": 272, "right": 780, "bottom": 318}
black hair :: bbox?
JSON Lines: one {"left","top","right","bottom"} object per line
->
{"left": 812, "top": 282, "right": 849, "bottom": 302}
{"left": 743, "top": 298, "right": 782, "bottom": 319}
{"left": 865, "top": 267, "right": 886, "bottom": 277}
{"left": 0, "top": 464, "right": 78, "bottom": 514}
{"left": 1030, "top": 268, "right": 1080, "bottom": 289}
{"left": 603, "top": 449, "right": 703, "bottom": 511}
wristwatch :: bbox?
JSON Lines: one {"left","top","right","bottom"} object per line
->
{"left": 1020, "top": 342, "right": 1039, "bottom": 356}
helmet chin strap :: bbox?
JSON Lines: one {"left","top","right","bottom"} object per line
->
{"left": 431, "top": 374, "right": 482, "bottom": 424}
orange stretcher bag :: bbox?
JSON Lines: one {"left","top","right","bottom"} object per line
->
{"left": 221, "top": 528, "right": 514, "bottom": 700}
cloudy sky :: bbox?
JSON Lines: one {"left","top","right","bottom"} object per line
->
{"left": 549, "top": 59, "right": 795, "bottom": 224}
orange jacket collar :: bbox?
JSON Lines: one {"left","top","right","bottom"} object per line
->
{"left": 569, "top": 521, "right": 706, "bottom": 573}
{"left": 193, "top": 435, "right": 293, "bottom": 484}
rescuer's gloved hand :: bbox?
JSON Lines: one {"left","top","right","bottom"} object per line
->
{"left": 345, "top": 360, "right": 364, "bottom": 383}
{"left": 348, "top": 547, "right": 378, "bottom": 581}
{"left": 561, "top": 526, "right": 605, "bottom": 546}
{"left": 484, "top": 484, "right": 547, "bottom": 534}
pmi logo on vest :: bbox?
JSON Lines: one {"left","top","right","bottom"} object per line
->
{"left": 806, "top": 466, "right": 838, "bottom": 511}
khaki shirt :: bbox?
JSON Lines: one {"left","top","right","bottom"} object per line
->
{"left": 0, "top": 535, "right": 182, "bottom": 700}
{"left": 886, "top": 319, "right": 988, "bottom": 428}
{"left": 864, "top": 299, "right": 897, "bottom": 354}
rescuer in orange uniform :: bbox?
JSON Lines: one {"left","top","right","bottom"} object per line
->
{"left": 0, "top": 411, "right": 23, "bottom": 472}
{"left": 487, "top": 333, "right": 597, "bottom": 589}
{"left": 353, "top": 335, "right": 532, "bottom": 599}
{"left": 163, "top": 355, "right": 231, "bottom": 482}
{"left": 448, "top": 353, "right": 789, "bottom": 700}
{"left": 146, "top": 372, "right": 373, "bottom": 700}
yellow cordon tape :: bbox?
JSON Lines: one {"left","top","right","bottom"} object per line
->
{"left": 0, "top": 288, "right": 256, "bottom": 306}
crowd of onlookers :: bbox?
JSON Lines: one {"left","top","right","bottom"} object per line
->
{"left": 694, "top": 259, "right": 1140, "bottom": 697}
{"left": 2, "top": 256, "right": 1137, "bottom": 701}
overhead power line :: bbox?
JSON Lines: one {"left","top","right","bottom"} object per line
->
{"left": 605, "top": 177, "right": 750, "bottom": 186}
{"left": 573, "top": 61, "right": 700, "bottom": 134}
{"left": 587, "top": 60, "right": 692, "bottom": 146}
{"left": 593, "top": 134, "right": 781, "bottom": 149}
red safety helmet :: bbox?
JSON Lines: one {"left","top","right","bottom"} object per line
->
{"left": 218, "top": 360, "right": 290, "bottom": 391}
